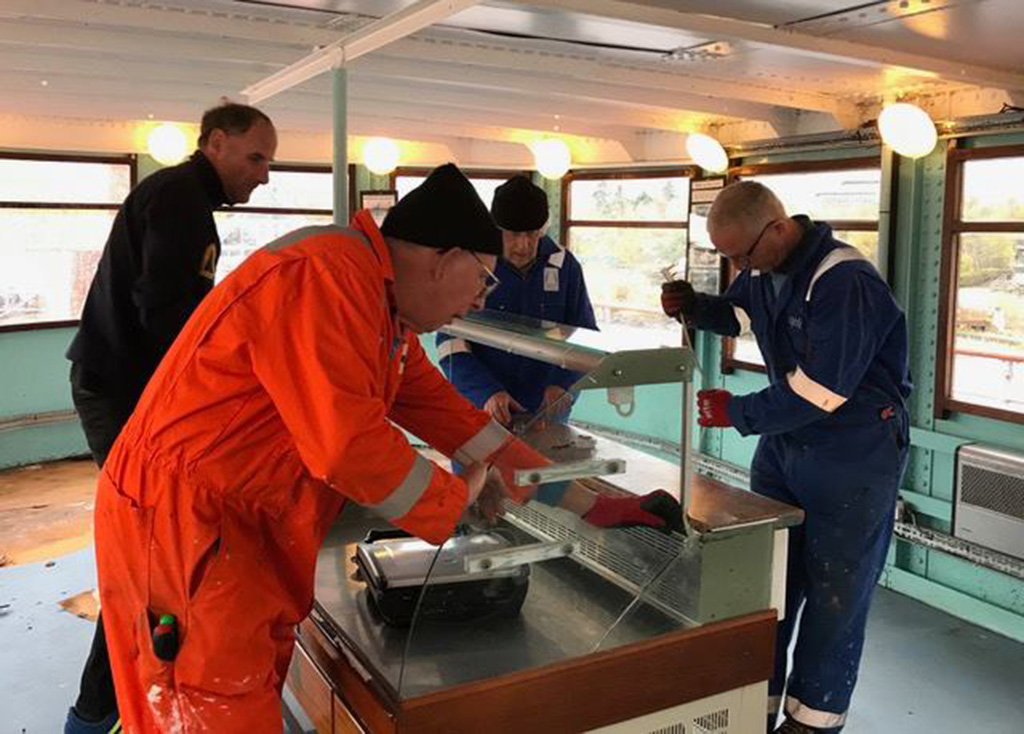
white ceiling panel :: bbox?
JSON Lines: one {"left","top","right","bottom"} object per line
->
{"left": 0, "top": 0, "right": 1020, "bottom": 163}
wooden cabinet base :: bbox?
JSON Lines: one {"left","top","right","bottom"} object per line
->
{"left": 287, "top": 610, "right": 775, "bottom": 734}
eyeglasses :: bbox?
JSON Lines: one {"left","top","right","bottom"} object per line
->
{"left": 470, "top": 251, "right": 501, "bottom": 298}
{"left": 724, "top": 218, "right": 777, "bottom": 270}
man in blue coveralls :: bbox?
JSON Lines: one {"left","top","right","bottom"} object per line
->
{"left": 437, "top": 175, "right": 597, "bottom": 426}
{"left": 662, "top": 181, "right": 911, "bottom": 734}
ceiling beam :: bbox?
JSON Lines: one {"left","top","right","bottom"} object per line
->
{"left": 354, "top": 55, "right": 782, "bottom": 125}
{"left": 532, "top": 0, "right": 1024, "bottom": 91}
{"left": 381, "top": 33, "right": 856, "bottom": 121}
{"left": 242, "top": 0, "right": 482, "bottom": 104}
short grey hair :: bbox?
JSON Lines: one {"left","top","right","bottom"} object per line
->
{"left": 708, "top": 181, "right": 788, "bottom": 239}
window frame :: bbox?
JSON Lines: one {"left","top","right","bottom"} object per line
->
{"left": 720, "top": 156, "right": 883, "bottom": 375}
{"left": 212, "top": 162, "right": 338, "bottom": 282}
{"left": 0, "top": 151, "right": 137, "bottom": 333}
{"left": 560, "top": 167, "right": 696, "bottom": 332}
{"left": 391, "top": 167, "right": 531, "bottom": 204}
{"left": 935, "top": 141, "right": 1024, "bottom": 425}
{"left": 222, "top": 162, "right": 337, "bottom": 217}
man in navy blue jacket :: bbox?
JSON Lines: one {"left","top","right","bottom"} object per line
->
{"left": 437, "top": 175, "right": 596, "bottom": 426}
{"left": 663, "top": 181, "right": 911, "bottom": 734}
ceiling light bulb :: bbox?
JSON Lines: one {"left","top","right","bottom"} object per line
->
{"left": 532, "top": 139, "right": 571, "bottom": 180}
{"left": 147, "top": 123, "right": 188, "bottom": 166}
{"left": 878, "top": 103, "right": 937, "bottom": 158}
{"left": 363, "top": 137, "right": 400, "bottom": 175}
{"left": 685, "top": 132, "right": 728, "bottom": 173}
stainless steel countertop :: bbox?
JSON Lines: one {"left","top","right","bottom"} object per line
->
{"left": 312, "top": 505, "right": 685, "bottom": 700}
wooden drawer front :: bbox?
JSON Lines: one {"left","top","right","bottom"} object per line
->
{"left": 287, "top": 642, "right": 334, "bottom": 734}
{"left": 334, "top": 694, "right": 368, "bottom": 734}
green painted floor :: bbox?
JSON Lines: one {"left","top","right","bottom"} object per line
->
{"left": 2, "top": 548, "right": 1022, "bottom": 733}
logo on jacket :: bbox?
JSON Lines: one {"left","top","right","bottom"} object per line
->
{"left": 199, "top": 243, "right": 218, "bottom": 281}
{"left": 788, "top": 315, "right": 803, "bottom": 330}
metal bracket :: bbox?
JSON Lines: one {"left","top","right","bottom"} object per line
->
{"left": 514, "top": 458, "right": 626, "bottom": 486}
{"left": 464, "top": 540, "right": 577, "bottom": 573}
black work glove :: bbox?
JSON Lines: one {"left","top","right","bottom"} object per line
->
{"left": 661, "top": 280, "right": 697, "bottom": 323}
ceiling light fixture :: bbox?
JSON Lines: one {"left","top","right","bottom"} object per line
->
{"left": 363, "top": 137, "right": 400, "bottom": 176}
{"left": 685, "top": 132, "right": 728, "bottom": 173}
{"left": 532, "top": 139, "right": 571, "bottom": 180}
{"left": 877, "top": 102, "right": 937, "bottom": 158}
{"left": 147, "top": 123, "right": 188, "bottom": 166}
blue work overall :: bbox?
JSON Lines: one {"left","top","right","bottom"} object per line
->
{"left": 695, "top": 218, "right": 912, "bottom": 731}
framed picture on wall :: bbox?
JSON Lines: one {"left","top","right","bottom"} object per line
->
{"left": 360, "top": 190, "right": 398, "bottom": 226}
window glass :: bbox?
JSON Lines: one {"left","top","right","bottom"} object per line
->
{"left": 0, "top": 209, "right": 117, "bottom": 326}
{"left": 833, "top": 230, "right": 880, "bottom": 264}
{"left": 727, "top": 166, "right": 882, "bottom": 368}
{"left": 747, "top": 169, "right": 880, "bottom": 221}
{"left": 214, "top": 211, "right": 334, "bottom": 281}
{"left": 569, "top": 226, "right": 686, "bottom": 345}
{"left": 961, "top": 158, "right": 1024, "bottom": 222}
{"left": 0, "top": 159, "right": 131, "bottom": 204}
{"left": 950, "top": 232, "right": 1024, "bottom": 413}
{"left": 569, "top": 177, "right": 689, "bottom": 222}
{"left": 245, "top": 170, "right": 334, "bottom": 210}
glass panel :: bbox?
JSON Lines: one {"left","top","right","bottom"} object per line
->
{"left": 746, "top": 168, "right": 880, "bottom": 222}
{"left": 570, "top": 226, "right": 686, "bottom": 347}
{"left": 244, "top": 169, "right": 333, "bottom": 211}
{"left": 396, "top": 175, "right": 504, "bottom": 209}
{"left": 951, "top": 232, "right": 1024, "bottom": 414}
{"left": 569, "top": 177, "right": 689, "bottom": 222}
{"left": 833, "top": 230, "right": 880, "bottom": 266}
{"left": 213, "top": 211, "right": 334, "bottom": 282}
{"left": 0, "top": 159, "right": 131, "bottom": 204}
{"left": 397, "top": 380, "right": 695, "bottom": 699}
{"left": 0, "top": 209, "right": 116, "bottom": 326}
{"left": 962, "top": 157, "right": 1024, "bottom": 222}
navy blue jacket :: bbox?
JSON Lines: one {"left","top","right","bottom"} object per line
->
{"left": 437, "top": 236, "right": 597, "bottom": 412}
{"left": 692, "top": 217, "right": 912, "bottom": 442}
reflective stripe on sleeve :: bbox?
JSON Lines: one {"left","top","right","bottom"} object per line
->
{"left": 787, "top": 366, "right": 847, "bottom": 412}
{"left": 785, "top": 696, "right": 847, "bottom": 729}
{"left": 365, "top": 452, "right": 435, "bottom": 520}
{"left": 437, "top": 338, "right": 471, "bottom": 361}
{"left": 453, "top": 419, "right": 509, "bottom": 465}
{"left": 733, "top": 305, "right": 752, "bottom": 336}
{"left": 805, "top": 247, "right": 868, "bottom": 301}
{"left": 548, "top": 248, "right": 566, "bottom": 268}
{"left": 263, "top": 225, "right": 365, "bottom": 252}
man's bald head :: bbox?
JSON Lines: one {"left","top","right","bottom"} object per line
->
{"left": 708, "top": 181, "right": 788, "bottom": 243}
{"left": 707, "top": 181, "right": 803, "bottom": 272}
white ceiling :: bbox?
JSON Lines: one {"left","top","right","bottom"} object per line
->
{"left": 1, "top": 0, "right": 1023, "bottom": 163}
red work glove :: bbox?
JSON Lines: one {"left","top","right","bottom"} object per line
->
{"left": 583, "top": 490, "right": 684, "bottom": 534}
{"left": 661, "top": 280, "right": 696, "bottom": 322}
{"left": 697, "top": 389, "right": 733, "bottom": 427}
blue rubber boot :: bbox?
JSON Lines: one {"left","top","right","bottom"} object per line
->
{"left": 64, "top": 707, "right": 120, "bottom": 734}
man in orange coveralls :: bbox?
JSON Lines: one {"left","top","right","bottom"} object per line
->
{"left": 94, "top": 163, "right": 681, "bottom": 733}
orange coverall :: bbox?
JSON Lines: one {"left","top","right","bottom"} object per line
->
{"left": 95, "top": 210, "right": 539, "bottom": 732}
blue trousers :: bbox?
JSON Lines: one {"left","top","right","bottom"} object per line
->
{"left": 751, "top": 408, "right": 909, "bottom": 731}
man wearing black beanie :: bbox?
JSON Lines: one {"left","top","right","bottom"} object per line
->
{"left": 437, "top": 174, "right": 596, "bottom": 426}
{"left": 91, "top": 163, "right": 682, "bottom": 732}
